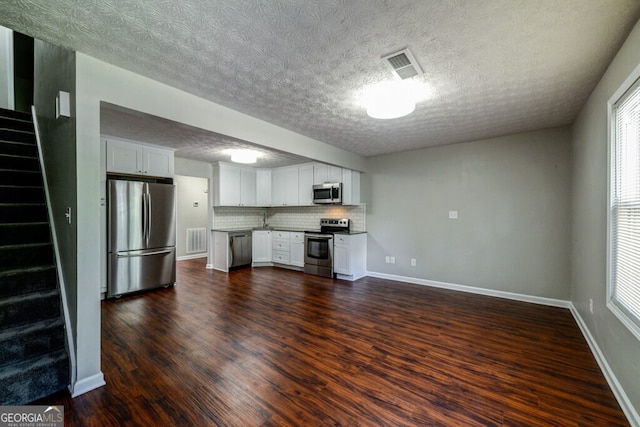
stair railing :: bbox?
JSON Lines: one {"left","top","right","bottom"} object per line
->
{"left": 30, "top": 105, "right": 77, "bottom": 392}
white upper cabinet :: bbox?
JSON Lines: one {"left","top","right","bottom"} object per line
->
{"left": 214, "top": 162, "right": 256, "bottom": 206}
{"left": 106, "top": 138, "right": 174, "bottom": 178}
{"left": 328, "top": 165, "right": 342, "bottom": 183}
{"left": 341, "top": 169, "right": 361, "bottom": 205}
{"left": 297, "top": 164, "right": 314, "bottom": 206}
{"left": 272, "top": 166, "right": 299, "bottom": 206}
{"left": 313, "top": 163, "right": 343, "bottom": 185}
{"left": 240, "top": 167, "right": 257, "bottom": 206}
{"left": 213, "top": 161, "right": 359, "bottom": 208}
{"left": 256, "top": 169, "right": 272, "bottom": 206}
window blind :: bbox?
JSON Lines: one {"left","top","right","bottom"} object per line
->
{"left": 612, "top": 76, "right": 640, "bottom": 329}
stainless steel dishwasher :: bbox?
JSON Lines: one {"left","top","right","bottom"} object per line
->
{"left": 228, "top": 231, "right": 252, "bottom": 268}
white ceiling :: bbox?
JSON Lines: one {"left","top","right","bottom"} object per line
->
{"left": 3, "top": 1, "right": 640, "bottom": 163}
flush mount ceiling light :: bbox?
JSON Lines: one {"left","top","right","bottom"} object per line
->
{"left": 361, "top": 47, "right": 431, "bottom": 119}
{"left": 228, "top": 149, "right": 261, "bottom": 164}
{"left": 362, "top": 79, "right": 433, "bottom": 120}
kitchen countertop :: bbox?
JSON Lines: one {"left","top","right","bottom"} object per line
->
{"left": 213, "top": 227, "right": 366, "bottom": 234}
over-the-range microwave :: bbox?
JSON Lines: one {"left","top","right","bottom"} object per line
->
{"left": 312, "top": 182, "right": 342, "bottom": 204}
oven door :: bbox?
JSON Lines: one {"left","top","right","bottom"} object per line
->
{"left": 304, "top": 233, "right": 334, "bottom": 278}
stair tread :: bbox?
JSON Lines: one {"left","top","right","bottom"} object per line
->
{"left": 0, "top": 168, "right": 39, "bottom": 173}
{"left": 0, "top": 289, "right": 59, "bottom": 307}
{"left": 0, "top": 348, "right": 68, "bottom": 379}
{"left": 0, "top": 265, "right": 55, "bottom": 278}
{"left": 0, "top": 242, "right": 52, "bottom": 249}
{"left": 0, "top": 184, "right": 43, "bottom": 189}
{"left": 0, "top": 152, "right": 37, "bottom": 159}
{"left": 0, "top": 317, "right": 64, "bottom": 341}
{"left": 0, "top": 128, "right": 35, "bottom": 135}
{"left": 0, "top": 116, "right": 32, "bottom": 124}
{"left": 0, "top": 202, "right": 45, "bottom": 206}
{"left": 0, "top": 222, "right": 48, "bottom": 227}
{"left": 0, "top": 108, "right": 32, "bottom": 120}
{"left": 0, "top": 141, "right": 36, "bottom": 147}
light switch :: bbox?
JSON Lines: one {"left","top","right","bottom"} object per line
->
{"left": 448, "top": 210, "right": 458, "bottom": 219}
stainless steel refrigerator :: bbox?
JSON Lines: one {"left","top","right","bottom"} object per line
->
{"left": 107, "top": 179, "right": 176, "bottom": 298}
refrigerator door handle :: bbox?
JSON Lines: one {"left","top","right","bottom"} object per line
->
{"left": 117, "top": 249, "right": 174, "bottom": 258}
{"left": 142, "top": 192, "right": 148, "bottom": 241}
{"left": 147, "top": 192, "right": 152, "bottom": 242}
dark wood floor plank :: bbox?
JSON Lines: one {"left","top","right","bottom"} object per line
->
{"left": 33, "top": 261, "right": 629, "bottom": 426}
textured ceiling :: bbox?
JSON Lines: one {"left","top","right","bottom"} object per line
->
{"left": 2, "top": 0, "right": 640, "bottom": 159}
{"left": 101, "top": 103, "right": 311, "bottom": 168}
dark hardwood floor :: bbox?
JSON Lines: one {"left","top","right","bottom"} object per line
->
{"left": 37, "top": 259, "right": 628, "bottom": 426}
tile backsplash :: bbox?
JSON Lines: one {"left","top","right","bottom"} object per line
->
{"left": 214, "top": 204, "right": 366, "bottom": 232}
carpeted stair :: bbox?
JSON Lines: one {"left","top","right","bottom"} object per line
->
{"left": 0, "top": 107, "right": 70, "bottom": 404}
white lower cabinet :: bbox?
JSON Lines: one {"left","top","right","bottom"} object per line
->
{"left": 252, "top": 230, "right": 272, "bottom": 263}
{"left": 212, "top": 231, "right": 230, "bottom": 272}
{"left": 333, "top": 233, "right": 367, "bottom": 281}
{"left": 290, "top": 232, "right": 305, "bottom": 267}
{"left": 272, "top": 230, "right": 291, "bottom": 264}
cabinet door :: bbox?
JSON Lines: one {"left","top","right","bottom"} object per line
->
{"left": 240, "top": 167, "right": 256, "bottom": 206}
{"left": 328, "top": 165, "right": 343, "bottom": 183}
{"left": 143, "top": 146, "right": 174, "bottom": 178}
{"left": 218, "top": 163, "right": 241, "bottom": 206}
{"left": 252, "top": 231, "right": 272, "bottom": 262}
{"left": 333, "top": 243, "right": 350, "bottom": 275}
{"left": 298, "top": 164, "right": 314, "bottom": 206}
{"left": 272, "top": 168, "right": 286, "bottom": 206}
{"left": 256, "top": 169, "right": 272, "bottom": 206}
{"left": 290, "top": 240, "right": 304, "bottom": 267}
{"left": 341, "top": 169, "right": 361, "bottom": 205}
{"left": 284, "top": 167, "right": 299, "bottom": 206}
{"left": 313, "top": 163, "right": 328, "bottom": 185}
{"left": 106, "top": 139, "right": 143, "bottom": 175}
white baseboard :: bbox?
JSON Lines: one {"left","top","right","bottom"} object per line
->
{"left": 71, "top": 372, "right": 106, "bottom": 397}
{"left": 177, "top": 253, "right": 207, "bottom": 261}
{"left": 366, "top": 271, "right": 570, "bottom": 307}
{"left": 366, "top": 270, "right": 638, "bottom": 427}
{"left": 569, "top": 305, "right": 640, "bottom": 427}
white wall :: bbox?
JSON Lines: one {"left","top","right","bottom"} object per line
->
{"left": 175, "top": 175, "right": 209, "bottom": 259}
{"left": 571, "top": 18, "right": 640, "bottom": 422}
{"left": 365, "top": 127, "right": 572, "bottom": 299}
{"left": 0, "top": 26, "right": 14, "bottom": 110}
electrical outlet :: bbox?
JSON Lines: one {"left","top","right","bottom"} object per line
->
{"left": 448, "top": 210, "right": 458, "bottom": 219}
{"left": 410, "top": 258, "right": 416, "bottom": 267}
{"left": 589, "top": 298, "right": 593, "bottom": 314}
{"left": 390, "top": 256, "right": 395, "bottom": 264}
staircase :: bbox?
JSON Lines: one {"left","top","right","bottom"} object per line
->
{"left": 0, "top": 107, "right": 70, "bottom": 404}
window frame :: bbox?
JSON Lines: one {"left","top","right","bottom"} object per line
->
{"left": 607, "top": 61, "right": 640, "bottom": 342}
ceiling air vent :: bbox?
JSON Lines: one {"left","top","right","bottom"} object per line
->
{"left": 382, "top": 48, "right": 423, "bottom": 80}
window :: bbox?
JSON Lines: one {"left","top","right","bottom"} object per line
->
{"left": 609, "top": 70, "right": 640, "bottom": 341}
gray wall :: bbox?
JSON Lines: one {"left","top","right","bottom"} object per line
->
{"left": 571, "top": 18, "right": 640, "bottom": 416}
{"left": 175, "top": 174, "right": 209, "bottom": 258}
{"left": 33, "top": 39, "right": 77, "bottom": 358}
{"left": 365, "top": 127, "right": 572, "bottom": 299}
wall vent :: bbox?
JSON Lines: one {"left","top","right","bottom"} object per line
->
{"left": 382, "top": 48, "right": 423, "bottom": 80}
{"left": 186, "top": 228, "right": 207, "bottom": 253}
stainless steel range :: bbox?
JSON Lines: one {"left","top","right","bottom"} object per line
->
{"left": 304, "top": 218, "right": 350, "bottom": 278}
